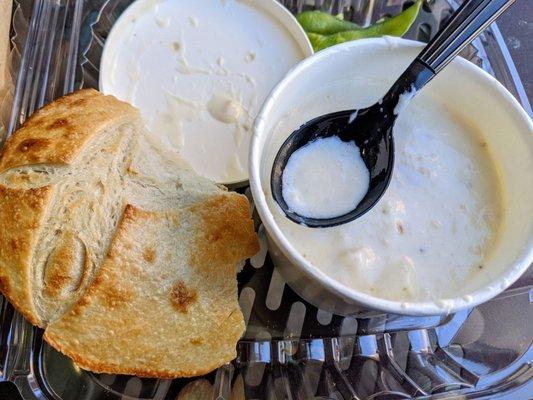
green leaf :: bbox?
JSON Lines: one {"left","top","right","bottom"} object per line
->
{"left": 296, "top": 10, "right": 360, "bottom": 35}
{"left": 300, "top": 1, "right": 422, "bottom": 52}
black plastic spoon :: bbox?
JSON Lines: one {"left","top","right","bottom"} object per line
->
{"left": 271, "top": 0, "right": 515, "bottom": 228}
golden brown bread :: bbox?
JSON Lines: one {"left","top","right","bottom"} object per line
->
{"left": 0, "top": 88, "right": 138, "bottom": 170}
{"left": 0, "top": 185, "right": 52, "bottom": 325}
{"left": 45, "top": 196, "right": 256, "bottom": 377}
{"left": 0, "top": 89, "right": 259, "bottom": 377}
{"left": 0, "top": 89, "right": 139, "bottom": 326}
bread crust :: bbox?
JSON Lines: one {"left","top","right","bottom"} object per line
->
{"left": 0, "top": 89, "right": 139, "bottom": 327}
{"left": 0, "top": 185, "right": 51, "bottom": 326}
{"left": 44, "top": 197, "right": 257, "bottom": 377}
{"left": 0, "top": 89, "right": 259, "bottom": 377}
{"left": 0, "top": 89, "right": 138, "bottom": 170}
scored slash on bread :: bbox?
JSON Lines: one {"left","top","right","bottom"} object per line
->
{"left": 0, "top": 89, "right": 259, "bottom": 378}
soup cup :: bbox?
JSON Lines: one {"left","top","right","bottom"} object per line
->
{"left": 250, "top": 38, "right": 533, "bottom": 316}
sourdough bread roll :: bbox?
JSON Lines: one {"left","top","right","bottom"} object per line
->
{"left": 0, "top": 89, "right": 258, "bottom": 377}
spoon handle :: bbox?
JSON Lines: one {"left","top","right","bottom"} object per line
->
{"left": 417, "top": 0, "right": 516, "bottom": 73}
{"left": 380, "top": 0, "right": 515, "bottom": 111}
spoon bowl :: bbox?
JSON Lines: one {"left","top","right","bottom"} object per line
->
{"left": 271, "top": 108, "right": 395, "bottom": 227}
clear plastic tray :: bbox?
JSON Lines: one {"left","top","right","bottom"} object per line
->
{"left": 0, "top": 0, "right": 531, "bottom": 399}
